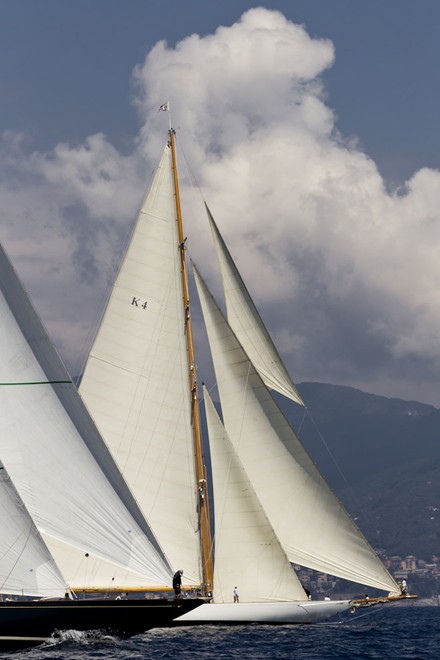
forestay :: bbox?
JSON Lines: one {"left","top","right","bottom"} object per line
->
{"left": 193, "top": 265, "right": 399, "bottom": 595}
{"left": 79, "top": 145, "right": 201, "bottom": 585}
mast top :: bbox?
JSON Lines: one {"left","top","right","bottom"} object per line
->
{"left": 157, "top": 100, "right": 172, "bottom": 131}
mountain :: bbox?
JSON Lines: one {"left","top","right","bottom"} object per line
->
{"left": 287, "top": 383, "right": 440, "bottom": 559}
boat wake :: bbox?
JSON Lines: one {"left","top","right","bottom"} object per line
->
{"left": 44, "top": 628, "right": 119, "bottom": 647}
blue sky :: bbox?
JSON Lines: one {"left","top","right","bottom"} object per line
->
{"left": 2, "top": 1, "right": 439, "bottom": 181}
{"left": 1, "top": 1, "right": 440, "bottom": 405}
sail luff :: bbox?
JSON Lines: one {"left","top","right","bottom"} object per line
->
{"left": 193, "top": 262, "right": 400, "bottom": 595}
{"left": 169, "top": 130, "right": 213, "bottom": 594}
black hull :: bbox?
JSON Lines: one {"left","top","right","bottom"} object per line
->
{"left": 0, "top": 597, "right": 204, "bottom": 651}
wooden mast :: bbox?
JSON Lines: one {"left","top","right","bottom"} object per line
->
{"left": 169, "top": 128, "right": 214, "bottom": 596}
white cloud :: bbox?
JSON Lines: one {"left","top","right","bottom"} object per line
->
{"left": 1, "top": 7, "right": 440, "bottom": 404}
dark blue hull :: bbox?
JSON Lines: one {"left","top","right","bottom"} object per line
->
{"left": 0, "top": 597, "right": 204, "bottom": 651}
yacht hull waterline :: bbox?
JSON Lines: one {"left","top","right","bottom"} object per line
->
{"left": 0, "top": 598, "right": 205, "bottom": 651}
{"left": 173, "top": 600, "right": 352, "bottom": 625}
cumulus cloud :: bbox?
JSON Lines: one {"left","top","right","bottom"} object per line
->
{"left": 0, "top": 130, "right": 148, "bottom": 368}
{"left": 1, "top": 7, "right": 440, "bottom": 404}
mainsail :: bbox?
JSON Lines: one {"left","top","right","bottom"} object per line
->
{"left": 193, "top": 263, "right": 399, "bottom": 595}
{"left": 79, "top": 143, "right": 202, "bottom": 586}
{"left": 0, "top": 234, "right": 172, "bottom": 591}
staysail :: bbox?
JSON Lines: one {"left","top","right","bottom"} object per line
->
{"left": 203, "top": 386, "right": 306, "bottom": 603}
{"left": 205, "top": 205, "right": 304, "bottom": 406}
{"left": 0, "top": 235, "right": 172, "bottom": 590}
{"left": 193, "top": 264, "right": 399, "bottom": 595}
{"left": 79, "top": 144, "right": 202, "bottom": 585}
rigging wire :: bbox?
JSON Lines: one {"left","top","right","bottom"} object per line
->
{"left": 300, "top": 403, "right": 353, "bottom": 492}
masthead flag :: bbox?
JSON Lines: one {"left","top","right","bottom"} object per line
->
{"left": 158, "top": 102, "right": 170, "bottom": 113}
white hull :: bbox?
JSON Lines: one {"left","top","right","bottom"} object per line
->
{"left": 174, "top": 600, "right": 351, "bottom": 624}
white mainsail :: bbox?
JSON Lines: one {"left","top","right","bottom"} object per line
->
{"left": 203, "top": 386, "right": 306, "bottom": 604}
{"left": 79, "top": 144, "right": 201, "bottom": 585}
{"left": 0, "top": 462, "right": 67, "bottom": 597}
{"left": 193, "top": 263, "right": 399, "bottom": 595}
{"left": 0, "top": 236, "right": 172, "bottom": 591}
{"left": 205, "top": 205, "right": 304, "bottom": 406}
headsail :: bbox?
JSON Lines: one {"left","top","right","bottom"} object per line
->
{"left": 205, "top": 204, "right": 304, "bottom": 406}
{"left": 0, "top": 235, "right": 172, "bottom": 590}
{"left": 193, "top": 264, "right": 399, "bottom": 595}
{"left": 203, "top": 386, "right": 306, "bottom": 603}
{"left": 0, "top": 462, "right": 67, "bottom": 597}
{"left": 79, "top": 144, "right": 202, "bottom": 585}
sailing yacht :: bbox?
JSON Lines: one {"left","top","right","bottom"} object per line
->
{"left": 0, "top": 213, "right": 203, "bottom": 649}
{"left": 78, "top": 120, "right": 409, "bottom": 624}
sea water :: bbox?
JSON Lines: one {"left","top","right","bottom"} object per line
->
{"left": 6, "top": 605, "right": 438, "bottom": 659}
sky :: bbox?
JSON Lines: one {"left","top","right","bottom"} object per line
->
{"left": 1, "top": 0, "right": 440, "bottom": 406}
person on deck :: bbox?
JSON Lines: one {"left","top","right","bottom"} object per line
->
{"left": 173, "top": 569, "right": 183, "bottom": 598}
{"left": 233, "top": 586, "right": 239, "bottom": 603}
{"left": 401, "top": 579, "right": 407, "bottom": 596}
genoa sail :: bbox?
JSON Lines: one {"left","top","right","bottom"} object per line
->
{"left": 193, "top": 262, "right": 399, "bottom": 595}
{"left": 0, "top": 233, "right": 172, "bottom": 591}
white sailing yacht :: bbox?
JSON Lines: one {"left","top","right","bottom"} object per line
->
{"left": 78, "top": 121, "right": 406, "bottom": 624}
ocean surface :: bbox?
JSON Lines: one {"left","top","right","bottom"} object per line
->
{"left": 6, "top": 604, "right": 438, "bottom": 659}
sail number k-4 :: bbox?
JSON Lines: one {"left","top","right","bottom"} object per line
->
{"left": 131, "top": 296, "right": 148, "bottom": 309}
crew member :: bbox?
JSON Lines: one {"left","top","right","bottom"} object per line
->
{"left": 173, "top": 569, "right": 183, "bottom": 598}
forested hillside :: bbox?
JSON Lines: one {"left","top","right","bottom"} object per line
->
{"left": 288, "top": 383, "right": 440, "bottom": 559}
